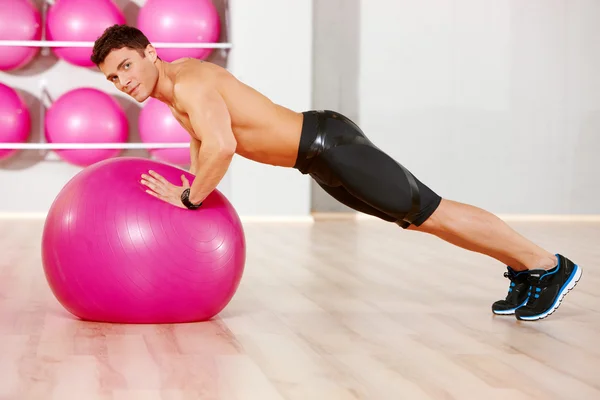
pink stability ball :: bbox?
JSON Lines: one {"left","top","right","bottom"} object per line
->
{"left": 137, "top": 0, "right": 221, "bottom": 61}
{"left": 0, "top": 83, "right": 31, "bottom": 160}
{"left": 139, "top": 98, "right": 190, "bottom": 165}
{"left": 46, "top": 0, "right": 125, "bottom": 67}
{"left": 44, "top": 88, "right": 128, "bottom": 167}
{"left": 41, "top": 157, "right": 246, "bottom": 324}
{"left": 0, "top": 0, "right": 42, "bottom": 71}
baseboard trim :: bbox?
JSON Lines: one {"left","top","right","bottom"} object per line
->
{"left": 312, "top": 212, "right": 357, "bottom": 221}
{"left": 240, "top": 216, "right": 314, "bottom": 223}
{"left": 0, "top": 212, "right": 315, "bottom": 223}
{"left": 495, "top": 214, "right": 600, "bottom": 222}
{"left": 353, "top": 213, "right": 600, "bottom": 222}
{"left": 0, "top": 212, "right": 47, "bottom": 219}
{"left": 1, "top": 212, "right": 599, "bottom": 223}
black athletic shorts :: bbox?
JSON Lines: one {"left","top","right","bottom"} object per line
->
{"left": 293, "top": 110, "right": 442, "bottom": 228}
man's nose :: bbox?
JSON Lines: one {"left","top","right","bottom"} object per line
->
{"left": 120, "top": 76, "right": 131, "bottom": 88}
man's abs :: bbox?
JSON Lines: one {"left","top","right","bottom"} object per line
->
{"left": 219, "top": 77, "right": 303, "bottom": 167}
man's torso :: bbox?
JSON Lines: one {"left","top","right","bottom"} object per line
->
{"left": 165, "top": 59, "right": 304, "bottom": 168}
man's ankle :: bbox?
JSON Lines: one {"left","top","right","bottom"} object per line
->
{"left": 528, "top": 254, "right": 558, "bottom": 271}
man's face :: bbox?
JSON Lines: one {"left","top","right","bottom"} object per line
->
{"left": 99, "top": 46, "right": 158, "bottom": 102}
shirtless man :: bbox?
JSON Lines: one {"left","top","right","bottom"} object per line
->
{"left": 91, "top": 24, "right": 582, "bottom": 321}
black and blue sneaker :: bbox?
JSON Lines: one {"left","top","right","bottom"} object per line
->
{"left": 492, "top": 266, "right": 531, "bottom": 315}
{"left": 515, "top": 254, "right": 582, "bottom": 321}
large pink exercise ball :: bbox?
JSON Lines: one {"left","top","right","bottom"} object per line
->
{"left": 45, "top": 88, "right": 128, "bottom": 167}
{"left": 139, "top": 98, "right": 190, "bottom": 165}
{"left": 0, "top": 0, "right": 42, "bottom": 71}
{"left": 0, "top": 83, "right": 31, "bottom": 161}
{"left": 137, "top": 0, "right": 221, "bottom": 61}
{"left": 41, "top": 156, "right": 246, "bottom": 324}
{"left": 46, "top": 0, "right": 125, "bottom": 67}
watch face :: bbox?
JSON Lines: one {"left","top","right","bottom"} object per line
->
{"left": 181, "top": 188, "right": 201, "bottom": 209}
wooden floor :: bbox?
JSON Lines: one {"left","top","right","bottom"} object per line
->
{"left": 0, "top": 218, "right": 599, "bottom": 400}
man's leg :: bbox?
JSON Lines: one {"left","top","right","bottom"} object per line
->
{"left": 315, "top": 141, "right": 582, "bottom": 319}
{"left": 406, "top": 198, "right": 557, "bottom": 271}
{"left": 407, "top": 198, "right": 582, "bottom": 320}
{"left": 318, "top": 143, "right": 554, "bottom": 270}
{"left": 315, "top": 181, "right": 398, "bottom": 222}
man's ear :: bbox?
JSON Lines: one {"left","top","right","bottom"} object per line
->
{"left": 145, "top": 44, "right": 158, "bottom": 62}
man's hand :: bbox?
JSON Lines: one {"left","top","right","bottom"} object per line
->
{"left": 141, "top": 170, "right": 191, "bottom": 208}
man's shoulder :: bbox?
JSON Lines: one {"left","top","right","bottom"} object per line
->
{"left": 174, "top": 60, "right": 223, "bottom": 91}
{"left": 172, "top": 65, "right": 227, "bottom": 114}
{"left": 172, "top": 67, "right": 207, "bottom": 101}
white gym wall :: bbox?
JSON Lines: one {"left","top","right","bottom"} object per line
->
{"left": 311, "top": 0, "right": 600, "bottom": 217}
{"left": 356, "top": 0, "right": 600, "bottom": 216}
{"left": 0, "top": 0, "right": 313, "bottom": 219}
{"left": 227, "top": 0, "right": 312, "bottom": 220}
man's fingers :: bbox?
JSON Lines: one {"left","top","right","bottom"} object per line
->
{"left": 142, "top": 172, "right": 165, "bottom": 186}
{"left": 145, "top": 189, "right": 161, "bottom": 199}
{"left": 141, "top": 178, "right": 162, "bottom": 194}
{"left": 148, "top": 170, "right": 169, "bottom": 185}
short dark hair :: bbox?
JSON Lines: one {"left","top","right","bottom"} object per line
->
{"left": 91, "top": 24, "right": 154, "bottom": 66}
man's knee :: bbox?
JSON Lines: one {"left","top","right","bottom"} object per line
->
{"left": 405, "top": 197, "right": 445, "bottom": 233}
{"left": 398, "top": 176, "right": 443, "bottom": 229}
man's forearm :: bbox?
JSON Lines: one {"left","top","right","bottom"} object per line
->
{"left": 187, "top": 148, "right": 234, "bottom": 205}
{"left": 189, "top": 139, "right": 200, "bottom": 175}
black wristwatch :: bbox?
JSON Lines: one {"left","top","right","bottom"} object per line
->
{"left": 181, "top": 188, "right": 202, "bottom": 210}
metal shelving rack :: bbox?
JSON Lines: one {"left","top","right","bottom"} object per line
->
{"left": 0, "top": 0, "right": 232, "bottom": 153}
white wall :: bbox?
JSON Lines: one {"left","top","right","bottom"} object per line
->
{"left": 310, "top": 0, "right": 359, "bottom": 213}
{"left": 227, "top": 0, "right": 312, "bottom": 219}
{"left": 358, "top": 0, "right": 600, "bottom": 215}
{"left": 0, "top": 0, "right": 313, "bottom": 219}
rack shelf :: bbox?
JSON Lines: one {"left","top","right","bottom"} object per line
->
{"left": 0, "top": 143, "right": 189, "bottom": 150}
{"left": 0, "top": 1, "right": 231, "bottom": 160}
{"left": 0, "top": 40, "right": 232, "bottom": 49}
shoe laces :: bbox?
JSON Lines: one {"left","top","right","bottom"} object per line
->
{"left": 524, "top": 273, "right": 549, "bottom": 305}
{"left": 525, "top": 286, "right": 543, "bottom": 305}
{"left": 503, "top": 271, "right": 517, "bottom": 294}
{"left": 503, "top": 270, "right": 525, "bottom": 294}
